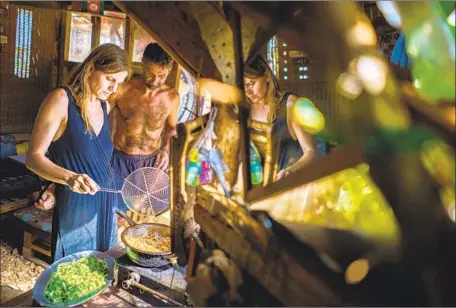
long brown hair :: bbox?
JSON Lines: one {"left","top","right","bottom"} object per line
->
{"left": 244, "top": 55, "right": 285, "bottom": 123}
{"left": 65, "top": 43, "right": 130, "bottom": 133}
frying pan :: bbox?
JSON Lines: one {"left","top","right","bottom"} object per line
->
{"left": 116, "top": 210, "right": 172, "bottom": 267}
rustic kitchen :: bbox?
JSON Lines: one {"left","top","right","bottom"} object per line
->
{"left": 1, "top": 1, "right": 455, "bottom": 307}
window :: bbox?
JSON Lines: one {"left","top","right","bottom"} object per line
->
{"left": 299, "top": 66, "right": 308, "bottom": 71}
{"left": 284, "top": 60, "right": 288, "bottom": 64}
{"left": 283, "top": 67, "right": 288, "bottom": 72}
{"left": 299, "top": 74, "right": 309, "bottom": 80}
{"left": 267, "top": 35, "right": 279, "bottom": 77}
{"left": 178, "top": 69, "right": 198, "bottom": 122}
{"left": 282, "top": 42, "right": 287, "bottom": 47}
{"left": 132, "top": 22, "right": 155, "bottom": 62}
{"left": 283, "top": 51, "right": 287, "bottom": 56}
{"left": 68, "top": 13, "right": 93, "bottom": 62}
{"left": 14, "top": 8, "right": 33, "bottom": 78}
{"left": 100, "top": 16, "right": 125, "bottom": 48}
{"left": 284, "top": 76, "right": 288, "bottom": 80}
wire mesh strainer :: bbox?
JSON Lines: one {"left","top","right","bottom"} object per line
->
{"left": 100, "top": 167, "right": 170, "bottom": 216}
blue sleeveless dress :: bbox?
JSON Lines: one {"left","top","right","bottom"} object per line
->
{"left": 273, "top": 92, "right": 327, "bottom": 171}
{"left": 48, "top": 87, "right": 117, "bottom": 261}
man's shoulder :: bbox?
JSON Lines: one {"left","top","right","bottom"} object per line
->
{"left": 126, "top": 77, "right": 143, "bottom": 89}
{"left": 160, "top": 86, "right": 179, "bottom": 101}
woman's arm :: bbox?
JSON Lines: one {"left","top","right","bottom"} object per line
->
{"left": 288, "top": 118, "right": 316, "bottom": 173}
{"left": 25, "top": 89, "right": 99, "bottom": 194}
{"left": 276, "top": 94, "right": 316, "bottom": 180}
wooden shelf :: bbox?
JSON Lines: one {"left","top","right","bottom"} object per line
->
{"left": 245, "top": 145, "right": 365, "bottom": 204}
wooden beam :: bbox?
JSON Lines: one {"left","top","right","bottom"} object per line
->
{"left": 113, "top": 1, "right": 221, "bottom": 80}
{"left": 187, "top": 2, "right": 237, "bottom": 85}
{"left": 14, "top": 1, "right": 63, "bottom": 11}
{"left": 14, "top": 1, "right": 126, "bottom": 20}
{"left": 246, "top": 145, "right": 365, "bottom": 203}
{"left": 194, "top": 205, "right": 344, "bottom": 306}
{"left": 226, "top": 2, "right": 332, "bottom": 63}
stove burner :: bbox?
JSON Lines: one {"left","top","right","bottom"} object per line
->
{"left": 115, "top": 254, "right": 189, "bottom": 306}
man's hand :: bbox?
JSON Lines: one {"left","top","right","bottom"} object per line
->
{"left": 154, "top": 149, "right": 170, "bottom": 170}
{"left": 184, "top": 217, "right": 201, "bottom": 238}
{"left": 35, "top": 185, "right": 56, "bottom": 210}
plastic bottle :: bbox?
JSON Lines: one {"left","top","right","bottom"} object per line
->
{"left": 186, "top": 148, "right": 201, "bottom": 186}
{"left": 250, "top": 141, "right": 263, "bottom": 185}
{"left": 199, "top": 160, "right": 213, "bottom": 185}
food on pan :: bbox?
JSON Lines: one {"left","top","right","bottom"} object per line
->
{"left": 44, "top": 255, "right": 109, "bottom": 304}
{"left": 124, "top": 227, "right": 171, "bottom": 253}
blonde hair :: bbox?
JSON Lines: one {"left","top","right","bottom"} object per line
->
{"left": 244, "top": 55, "right": 285, "bottom": 123}
{"left": 65, "top": 43, "right": 130, "bottom": 133}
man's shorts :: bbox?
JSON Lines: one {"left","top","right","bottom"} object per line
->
{"left": 111, "top": 149, "right": 159, "bottom": 212}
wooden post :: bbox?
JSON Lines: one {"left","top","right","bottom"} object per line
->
{"left": 185, "top": 238, "right": 197, "bottom": 280}
{"left": 91, "top": 15, "right": 101, "bottom": 49}
{"left": 124, "top": 17, "right": 133, "bottom": 64}
{"left": 225, "top": 6, "right": 252, "bottom": 193}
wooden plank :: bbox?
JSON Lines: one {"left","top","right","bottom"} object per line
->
{"left": 113, "top": 1, "right": 220, "bottom": 80}
{"left": 194, "top": 205, "right": 343, "bottom": 306}
{"left": 224, "top": 6, "right": 251, "bottom": 193}
{"left": 187, "top": 2, "right": 236, "bottom": 85}
{"left": 246, "top": 145, "right": 365, "bottom": 203}
{"left": 0, "top": 289, "right": 33, "bottom": 307}
{"left": 0, "top": 198, "right": 29, "bottom": 214}
{"left": 226, "top": 2, "right": 340, "bottom": 64}
{"left": 91, "top": 15, "right": 101, "bottom": 49}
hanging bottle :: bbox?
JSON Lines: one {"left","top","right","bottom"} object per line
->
{"left": 199, "top": 161, "right": 212, "bottom": 185}
{"left": 199, "top": 136, "right": 213, "bottom": 185}
{"left": 250, "top": 141, "right": 263, "bottom": 185}
{"left": 186, "top": 148, "right": 201, "bottom": 186}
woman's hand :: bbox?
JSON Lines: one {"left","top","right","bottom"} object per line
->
{"left": 66, "top": 173, "right": 100, "bottom": 195}
{"left": 275, "top": 167, "right": 292, "bottom": 181}
{"left": 35, "top": 184, "right": 56, "bottom": 210}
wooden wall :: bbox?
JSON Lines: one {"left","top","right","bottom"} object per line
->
{"left": 0, "top": 4, "right": 61, "bottom": 134}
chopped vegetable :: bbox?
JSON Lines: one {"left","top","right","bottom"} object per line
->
{"left": 44, "top": 255, "right": 109, "bottom": 304}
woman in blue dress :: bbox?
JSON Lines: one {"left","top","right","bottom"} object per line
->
{"left": 244, "top": 55, "right": 326, "bottom": 181}
{"left": 26, "top": 44, "right": 130, "bottom": 261}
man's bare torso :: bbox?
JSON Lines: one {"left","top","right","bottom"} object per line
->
{"left": 113, "top": 78, "right": 176, "bottom": 155}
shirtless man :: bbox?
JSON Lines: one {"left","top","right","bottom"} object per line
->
{"left": 110, "top": 43, "right": 179, "bottom": 213}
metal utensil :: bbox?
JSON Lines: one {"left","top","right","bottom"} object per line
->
{"left": 99, "top": 167, "right": 170, "bottom": 217}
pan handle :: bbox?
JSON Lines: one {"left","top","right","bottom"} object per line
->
{"left": 116, "top": 210, "right": 136, "bottom": 227}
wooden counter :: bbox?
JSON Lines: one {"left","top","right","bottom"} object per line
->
{"left": 0, "top": 286, "right": 151, "bottom": 307}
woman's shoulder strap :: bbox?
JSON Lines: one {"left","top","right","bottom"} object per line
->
{"left": 281, "top": 91, "right": 296, "bottom": 105}
{"left": 276, "top": 91, "right": 297, "bottom": 119}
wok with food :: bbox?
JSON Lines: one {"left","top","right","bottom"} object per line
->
{"left": 124, "top": 226, "right": 171, "bottom": 253}
{"left": 117, "top": 210, "right": 172, "bottom": 267}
